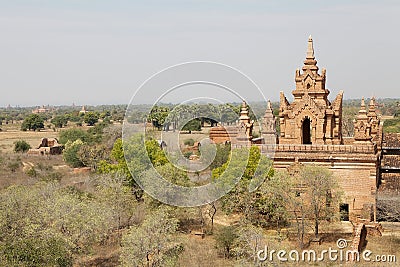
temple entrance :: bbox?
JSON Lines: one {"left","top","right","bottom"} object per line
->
{"left": 302, "top": 117, "right": 312, "bottom": 144}
{"left": 340, "top": 203, "right": 349, "bottom": 221}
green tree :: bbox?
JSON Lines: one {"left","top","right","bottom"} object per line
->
{"left": 63, "top": 139, "right": 86, "bottom": 168}
{"left": 51, "top": 115, "right": 69, "bottom": 128}
{"left": 181, "top": 118, "right": 201, "bottom": 133}
{"left": 215, "top": 226, "right": 237, "bottom": 258}
{"left": 84, "top": 111, "right": 99, "bottom": 126}
{"left": 212, "top": 146, "right": 275, "bottom": 225}
{"left": 120, "top": 207, "right": 182, "bottom": 267}
{"left": 0, "top": 182, "right": 117, "bottom": 266}
{"left": 13, "top": 140, "right": 31, "bottom": 153}
{"left": 298, "top": 165, "right": 342, "bottom": 239}
{"left": 59, "top": 128, "right": 91, "bottom": 144}
{"left": 77, "top": 144, "right": 108, "bottom": 170}
{"left": 279, "top": 164, "right": 342, "bottom": 248}
{"left": 21, "top": 114, "right": 44, "bottom": 131}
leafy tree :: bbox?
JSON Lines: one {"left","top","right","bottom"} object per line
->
{"left": 280, "top": 164, "right": 342, "bottom": 248}
{"left": 212, "top": 146, "right": 275, "bottom": 225}
{"left": 183, "top": 138, "right": 195, "bottom": 146}
{"left": 209, "top": 143, "right": 231, "bottom": 170}
{"left": 13, "top": 140, "right": 31, "bottom": 153}
{"left": 63, "top": 139, "right": 86, "bottom": 168}
{"left": 90, "top": 175, "right": 138, "bottom": 230}
{"left": 120, "top": 207, "right": 182, "bottom": 267}
{"left": 0, "top": 182, "right": 116, "bottom": 266}
{"left": 233, "top": 223, "right": 265, "bottom": 265}
{"left": 215, "top": 226, "right": 237, "bottom": 258}
{"left": 148, "top": 106, "right": 170, "bottom": 130}
{"left": 181, "top": 118, "right": 201, "bottom": 133}
{"left": 77, "top": 144, "right": 108, "bottom": 170}
{"left": 298, "top": 165, "right": 342, "bottom": 239}
{"left": 51, "top": 114, "right": 68, "bottom": 128}
{"left": 84, "top": 111, "right": 99, "bottom": 126}
{"left": 98, "top": 136, "right": 168, "bottom": 187}
{"left": 21, "top": 114, "right": 44, "bottom": 131}
{"left": 59, "top": 128, "right": 91, "bottom": 144}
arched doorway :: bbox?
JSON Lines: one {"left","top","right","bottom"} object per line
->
{"left": 302, "top": 117, "right": 312, "bottom": 144}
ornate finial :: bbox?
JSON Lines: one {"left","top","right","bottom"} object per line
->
{"left": 267, "top": 100, "right": 272, "bottom": 110}
{"left": 306, "top": 35, "right": 315, "bottom": 59}
{"left": 361, "top": 97, "right": 365, "bottom": 108}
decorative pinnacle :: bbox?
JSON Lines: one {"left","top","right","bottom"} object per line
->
{"left": 361, "top": 97, "right": 365, "bottom": 108}
{"left": 267, "top": 100, "right": 272, "bottom": 110}
{"left": 306, "top": 35, "right": 315, "bottom": 59}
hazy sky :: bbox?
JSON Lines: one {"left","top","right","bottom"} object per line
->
{"left": 1, "top": 0, "right": 399, "bottom": 107}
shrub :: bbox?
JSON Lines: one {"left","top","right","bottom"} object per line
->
{"left": 184, "top": 138, "right": 195, "bottom": 146}
{"left": 215, "top": 226, "right": 238, "bottom": 258}
{"left": 21, "top": 114, "right": 44, "bottom": 131}
{"left": 25, "top": 167, "right": 37, "bottom": 177}
{"left": 63, "top": 140, "right": 85, "bottom": 168}
{"left": 7, "top": 161, "right": 20, "bottom": 172}
{"left": 13, "top": 140, "right": 31, "bottom": 153}
{"left": 59, "top": 128, "right": 91, "bottom": 144}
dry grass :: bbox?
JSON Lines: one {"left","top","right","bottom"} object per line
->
{"left": 0, "top": 122, "right": 59, "bottom": 152}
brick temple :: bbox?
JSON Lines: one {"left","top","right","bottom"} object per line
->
{"left": 209, "top": 36, "right": 396, "bottom": 222}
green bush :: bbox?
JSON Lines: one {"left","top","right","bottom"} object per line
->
{"left": 383, "top": 118, "right": 400, "bottom": 133}
{"left": 59, "top": 128, "right": 91, "bottom": 144}
{"left": 13, "top": 140, "right": 31, "bottom": 153}
{"left": 25, "top": 167, "right": 37, "bottom": 177}
{"left": 184, "top": 138, "right": 195, "bottom": 146}
{"left": 21, "top": 114, "right": 44, "bottom": 131}
{"left": 215, "top": 226, "right": 238, "bottom": 258}
{"left": 84, "top": 112, "right": 99, "bottom": 126}
{"left": 63, "top": 140, "right": 85, "bottom": 168}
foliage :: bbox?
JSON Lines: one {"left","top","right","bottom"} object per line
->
{"left": 83, "top": 112, "right": 99, "bottom": 126}
{"left": 209, "top": 143, "right": 231, "bottom": 170}
{"left": 233, "top": 223, "right": 265, "bottom": 264}
{"left": 383, "top": 118, "right": 400, "bottom": 133}
{"left": 51, "top": 115, "right": 69, "bottom": 128}
{"left": 21, "top": 114, "right": 44, "bottom": 131}
{"left": 181, "top": 118, "right": 201, "bottom": 133}
{"left": 183, "top": 138, "right": 195, "bottom": 146}
{"left": 145, "top": 139, "right": 168, "bottom": 167}
{"left": 59, "top": 128, "right": 91, "bottom": 144}
{"left": 298, "top": 165, "right": 342, "bottom": 238}
{"left": 120, "top": 207, "right": 182, "bottom": 267}
{"left": 25, "top": 166, "right": 37, "bottom": 177}
{"left": 7, "top": 161, "right": 21, "bottom": 172}
{"left": 0, "top": 181, "right": 123, "bottom": 266}
{"left": 98, "top": 136, "right": 168, "bottom": 188}
{"left": 212, "top": 146, "right": 277, "bottom": 226}
{"left": 13, "top": 140, "right": 31, "bottom": 153}
{"left": 215, "top": 226, "right": 237, "bottom": 258}
{"left": 63, "top": 139, "right": 85, "bottom": 168}
{"left": 148, "top": 106, "right": 170, "bottom": 130}
{"left": 77, "top": 144, "right": 108, "bottom": 170}
{"left": 279, "top": 164, "right": 343, "bottom": 248}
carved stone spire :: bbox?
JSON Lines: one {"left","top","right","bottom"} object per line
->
{"left": 304, "top": 35, "right": 318, "bottom": 67}
{"left": 262, "top": 100, "right": 277, "bottom": 144}
{"left": 239, "top": 100, "right": 250, "bottom": 123}
{"left": 306, "top": 35, "right": 315, "bottom": 59}
{"left": 354, "top": 97, "right": 372, "bottom": 143}
{"left": 367, "top": 97, "right": 380, "bottom": 140}
{"left": 237, "top": 100, "right": 253, "bottom": 143}
{"left": 368, "top": 97, "right": 377, "bottom": 119}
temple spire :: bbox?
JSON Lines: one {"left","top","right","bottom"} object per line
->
{"left": 306, "top": 35, "right": 315, "bottom": 59}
